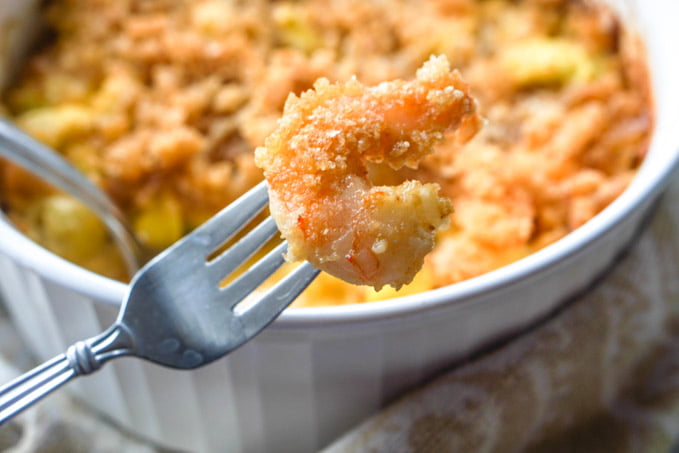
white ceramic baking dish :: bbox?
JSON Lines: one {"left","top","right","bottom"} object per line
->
{"left": 0, "top": 1, "right": 678, "bottom": 452}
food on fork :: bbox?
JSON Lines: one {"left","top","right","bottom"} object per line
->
{"left": 255, "top": 56, "right": 481, "bottom": 290}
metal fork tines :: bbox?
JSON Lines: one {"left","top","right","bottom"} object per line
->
{"left": 0, "top": 181, "right": 320, "bottom": 423}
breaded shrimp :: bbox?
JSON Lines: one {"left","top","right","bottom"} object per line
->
{"left": 255, "top": 55, "right": 481, "bottom": 290}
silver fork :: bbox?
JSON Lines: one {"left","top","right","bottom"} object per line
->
{"left": 0, "top": 117, "right": 143, "bottom": 275}
{"left": 0, "top": 181, "right": 319, "bottom": 423}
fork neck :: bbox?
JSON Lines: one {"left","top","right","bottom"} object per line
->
{"left": 67, "top": 324, "right": 134, "bottom": 376}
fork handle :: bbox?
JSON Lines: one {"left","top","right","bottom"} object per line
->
{"left": 0, "top": 325, "right": 133, "bottom": 424}
{"left": 0, "top": 353, "right": 77, "bottom": 423}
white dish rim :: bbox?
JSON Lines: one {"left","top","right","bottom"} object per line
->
{"left": 2, "top": 142, "right": 677, "bottom": 328}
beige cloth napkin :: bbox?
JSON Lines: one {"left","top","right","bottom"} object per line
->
{"left": 323, "top": 174, "right": 679, "bottom": 453}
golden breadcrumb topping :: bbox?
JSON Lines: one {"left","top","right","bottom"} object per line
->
{"left": 0, "top": 0, "right": 652, "bottom": 306}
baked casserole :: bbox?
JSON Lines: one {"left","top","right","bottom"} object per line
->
{"left": 0, "top": 0, "right": 652, "bottom": 307}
